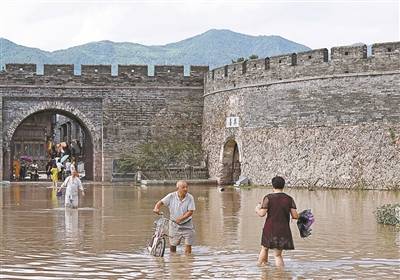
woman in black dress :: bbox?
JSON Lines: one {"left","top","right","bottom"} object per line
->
{"left": 255, "top": 176, "right": 299, "bottom": 266}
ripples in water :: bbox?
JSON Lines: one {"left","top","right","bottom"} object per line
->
{"left": 2, "top": 246, "right": 399, "bottom": 279}
{"left": 1, "top": 185, "right": 399, "bottom": 279}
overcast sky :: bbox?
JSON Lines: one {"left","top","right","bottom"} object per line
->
{"left": 0, "top": 0, "right": 398, "bottom": 51}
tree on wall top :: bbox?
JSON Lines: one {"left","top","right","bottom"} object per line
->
{"left": 231, "top": 54, "right": 259, "bottom": 63}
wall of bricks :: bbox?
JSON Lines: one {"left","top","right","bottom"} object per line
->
{"left": 2, "top": 41, "right": 399, "bottom": 188}
{"left": 203, "top": 42, "right": 400, "bottom": 189}
{"left": 205, "top": 43, "right": 399, "bottom": 94}
{"left": 0, "top": 65, "right": 208, "bottom": 181}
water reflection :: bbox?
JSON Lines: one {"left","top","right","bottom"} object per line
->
{"left": 0, "top": 184, "right": 399, "bottom": 279}
{"left": 13, "top": 184, "right": 21, "bottom": 206}
{"left": 168, "top": 254, "right": 194, "bottom": 280}
{"left": 260, "top": 266, "right": 294, "bottom": 280}
{"left": 65, "top": 209, "right": 79, "bottom": 240}
{"left": 51, "top": 188, "right": 60, "bottom": 208}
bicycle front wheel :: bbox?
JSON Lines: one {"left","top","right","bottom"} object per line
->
{"left": 148, "top": 235, "right": 156, "bottom": 253}
{"left": 154, "top": 237, "right": 166, "bottom": 257}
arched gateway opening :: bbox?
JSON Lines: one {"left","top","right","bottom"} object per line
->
{"left": 4, "top": 109, "right": 95, "bottom": 181}
{"left": 219, "top": 139, "right": 241, "bottom": 185}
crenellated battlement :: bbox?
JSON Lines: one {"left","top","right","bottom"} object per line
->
{"left": 81, "top": 65, "right": 112, "bottom": 76}
{"left": 5, "top": 63, "right": 37, "bottom": 73}
{"left": 190, "top": 65, "right": 210, "bottom": 78}
{"left": 331, "top": 45, "right": 367, "bottom": 60}
{"left": 372, "top": 42, "right": 400, "bottom": 56}
{"left": 118, "top": 64, "right": 148, "bottom": 77}
{"left": 1, "top": 42, "right": 398, "bottom": 90}
{"left": 296, "top": 49, "right": 329, "bottom": 65}
{"left": 154, "top": 65, "right": 184, "bottom": 77}
{"left": 44, "top": 64, "right": 74, "bottom": 75}
{"left": 205, "top": 42, "right": 400, "bottom": 94}
{"left": 0, "top": 64, "right": 209, "bottom": 87}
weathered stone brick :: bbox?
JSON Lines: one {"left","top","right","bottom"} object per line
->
{"left": 0, "top": 65, "right": 208, "bottom": 181}
{"left": 203, "top": 42, "right": 400, "bottom": 189}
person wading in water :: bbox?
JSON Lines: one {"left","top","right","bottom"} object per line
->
{"left": 60, "top": 170, "right": 85, "bottom": 209}
{"left": 153, "top": 180, "right": 196, "bottom": 254}
{"left": 255, "top": 176, "right": 299, "bottom": 266}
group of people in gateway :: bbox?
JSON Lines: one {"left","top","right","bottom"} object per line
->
{"left": 48, "top": 142, "right": 85, "bottom": 209}
{"left": 12, "top": 138, "right": 85, "bottom": 210}
{"left": 12, "top": 138, "right": 83, "bottom": 182}
{"left": 152, "top": 177, "right": 312, "bottom": 266}
{"left": 46, "top": 139, "right": 82, "bottom": 184}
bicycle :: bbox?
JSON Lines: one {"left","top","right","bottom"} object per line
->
{"left": 147, "top": 213, "right": 173, "bottom": 257}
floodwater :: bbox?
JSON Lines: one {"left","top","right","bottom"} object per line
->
{"left": 0, "top": 184, "right": 399, "bottom": 280}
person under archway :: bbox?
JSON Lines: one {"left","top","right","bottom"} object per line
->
{"left": 60, "top": 170, "right": 85, "bottom": 209}
{"left": 50, "top": 164, "right": 59, "bottom": 189}
{"left": 13, "top": 158, "right": 21, "bottom": 181}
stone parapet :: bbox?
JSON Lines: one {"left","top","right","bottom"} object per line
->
{"left": 205, "top": 42, "right": 400, "bottom": 94}
{"left": 202, "top": 42, "right": 400, "bottom": 189}
{"left": 1, "top": 64, "right": 209, "bottom": 87}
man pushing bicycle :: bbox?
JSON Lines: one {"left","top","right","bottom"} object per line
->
{"left": 153, "top": 180, "right": 196, "bottom": 254}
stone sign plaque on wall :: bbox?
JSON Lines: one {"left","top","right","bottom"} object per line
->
{"left": 226, "top": 116, "right": 239, "bottom": 128}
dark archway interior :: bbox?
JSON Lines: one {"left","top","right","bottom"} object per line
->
{"left": 7, "top": 110, "right": 94, "bottom": 181}
{"left": 220, "top": 140, "right": 241, "bottom": 185}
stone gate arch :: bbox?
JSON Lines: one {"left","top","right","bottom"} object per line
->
{"left": 2, "top": 101, "right": 103, "bottom": 181}
{"left": 218, "top": 138, "right": 241, "bottom": 185}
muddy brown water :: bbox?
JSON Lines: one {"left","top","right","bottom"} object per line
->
{"left": 0, "top": 184, "right": 399, "bottom": 279}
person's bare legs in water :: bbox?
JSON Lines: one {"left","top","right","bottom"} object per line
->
{"left": 258, "top": 246, "right": 268, "bottom": 265}
{"left": 258, "top": 247, "right": 284, "bottom": 266}
{"left": 170, "top": 244, "right": 192, "bottom": 254}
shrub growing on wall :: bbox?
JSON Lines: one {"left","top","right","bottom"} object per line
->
{"left": 375, "top": 203, "right": 400, "bottom": 226}
{"left": 117, "top": 137, "right": 202, "bottom": 175}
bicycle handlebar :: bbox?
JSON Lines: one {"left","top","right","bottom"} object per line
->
{"left": 155, "top": 212, "right": 178, "bottom": 224}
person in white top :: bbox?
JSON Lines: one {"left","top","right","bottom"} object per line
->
{"left": 60, "top": 170, "right": 85, "bottom": 209}
{"left": 65, "top": 160, "right": 72, "bottom": 177}
{"left": 153, "top": 180, "right": 196, "bottom": 254}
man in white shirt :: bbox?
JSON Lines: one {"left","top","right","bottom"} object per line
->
{"left": 61, "top": 170, "right": 85, "bottom": 209}
{"left": 153, "top": 180, "right": 196, "bottom": 254}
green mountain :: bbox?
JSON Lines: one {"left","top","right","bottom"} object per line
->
{"left": 0, "top": 29, "right": 310, "bottom": 72}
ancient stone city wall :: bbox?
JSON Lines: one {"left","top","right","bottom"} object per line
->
{"left": 0, "top": 65, "right": 208, "bottom": 181}
{"left": 1, "top": 41, "right": 399, "bottom": 188}
{"left": 203, "top": 42, "right": 400, "bottom": 189}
